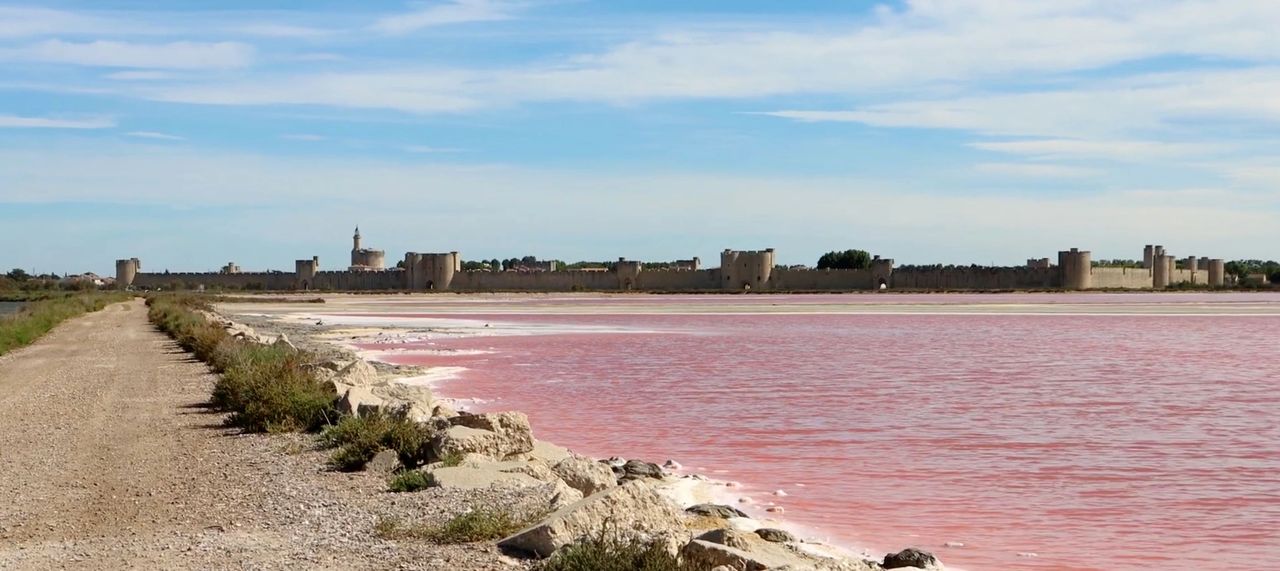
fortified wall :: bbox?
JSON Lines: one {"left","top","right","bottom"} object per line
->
{"left": 113, "top": 233, "right": 1229, "bottom": 293}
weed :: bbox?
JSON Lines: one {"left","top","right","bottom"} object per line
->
{"left": 320, "top": 411, "right": 434, "bottom": 471}
{"left": 535, "top": 526, "right": 689, "bottom": 571}
{"left": 388, "top": 470, "right": 435, "bottom": 493}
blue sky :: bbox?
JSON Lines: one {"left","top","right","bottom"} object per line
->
{"left": 2, "top": 1, "right": 1278, "bottom": 274}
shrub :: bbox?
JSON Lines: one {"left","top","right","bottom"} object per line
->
{"left": 536, "top": 527, "right": 688, "bottom": 571}
{"left": 388, "top": 470, "right": 435, "bottom": 493}
{"left": 321, "top": 411, "right": 434, "bottom": 471}
{"left": 374, "top": 508, "right": 534, "bottom": 543}
{"left": 147, "top": 294, "right": 338, "bottom": 433}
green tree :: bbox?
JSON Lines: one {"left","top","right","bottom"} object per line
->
{"left": 816, "top": 250, "right": 872, "bottom": 270}
{"left": 5, "top": 268, "right": 30, "bottom": 282}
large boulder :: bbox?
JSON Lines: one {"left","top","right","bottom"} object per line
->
{"left": 271, "top": 333, "right": 298, "bottom": 353}
{"left": 553, "top": 456, "right": 617, "bottom": 496}
{"left": 754, "top": 528, "right": 797, "bottom": 544}
{"left": 337, "top": 386, "right": 387, "bottom": 417}
{"left": 498, "top": 480, "right": 684, "bottom": 558}
{"left": 434, "top": 412, "right": 534, "bottom": 460}
{"left": 527, "top": 440, "right": 571, "bottom": 464}
{"left": 687, "top": 529, "right": 881, "bottom": 571}
{"left": 883, "top": 548, "right": 943, "bottom": 570}
{"left": 687, "top": 503, "right": 749, "bottom": 519}
{"left": 615, "top": 459, "right": 665, "bottom": 483}
{"left": 426, "top": 465, "right": 548, "bottom": 490}
{"left": 333, "top": 359, "right": 380, "bottom": 386}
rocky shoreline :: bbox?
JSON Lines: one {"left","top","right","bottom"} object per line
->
{"left": 216, "top": 305, "right": 945, "bottom": 571}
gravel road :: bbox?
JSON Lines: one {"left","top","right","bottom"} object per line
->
{"left": 0, "top": 299, "right": 530, "bottom": 570}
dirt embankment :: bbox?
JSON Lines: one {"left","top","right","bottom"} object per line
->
{"left": 0, "top": 299, "right": 523, "bottom": 570}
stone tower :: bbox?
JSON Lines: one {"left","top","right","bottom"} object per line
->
{"left": 295, "top": 256, "right": 319, "bottom": 290}
{"left": 353, "top": 226, "right": 362, "bottom": 252}
{"left": 720, "top": 249, "right": 775, "bottom": 291}
{"left": 1057, "top": 248, "right": 1092, "bottom": 290}
{"left": 114, "top": 258, "right": 140, "bottom": 289}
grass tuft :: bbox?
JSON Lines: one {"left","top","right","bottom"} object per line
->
{"left": 373, "top": 508, "right": 534, "bottom": 543}
{"left": 535, "top": 526, "right": 690, "bottom": 571}
{"left": 321, "top": 411, "right": 434, "bottom": 471}
{"left": 388, "top": 470, "right": 435, "bottom": 493}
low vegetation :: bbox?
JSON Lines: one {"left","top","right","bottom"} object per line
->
{"left": 388, "top": 470, "right": 435, "bottom": 493}
{"left": 146, "top": 294, "right": 337, "bottom": 433}
{"left": 375, "top": 508, "right": 533, "bottom": 543}
{"left": 319, "top": 411, "right": 434, "bottom": 471}
{"left": 0, "top": 292, "right": 131, "bottom": 356}
{"left": 535, "top": 527, "right": 689, "bottom": 571}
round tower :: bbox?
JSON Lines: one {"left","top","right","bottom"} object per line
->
{"left": 403, "top": 252, "right": 423, "bottom": 289}
{"left": 1152, "top": 254, "right": 1172, "bottom": 288}
{"left": 1058, "top": 248, "right": 1092, "bottom": 290}
{"left": 1208, "top": 259, "right": 1225, "bottom": 287}
{"left": 414, "top": 252, "right": 458, "bottom": 290}
{"left": 114, "top": 258, "right": 139, "bottom": 289}
{"left": 353, "top": 226, "right": 362, "bottom": 252}
{"left": 720, "top": 249, "right": 775, "bottom": 291}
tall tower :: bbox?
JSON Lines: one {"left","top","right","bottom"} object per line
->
{"left": 353, "top": 226, "right": 362, "bottom": 252}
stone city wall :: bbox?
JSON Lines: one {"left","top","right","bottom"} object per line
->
{"left": 1089, "top": 267, "right": 1153, "bottom": 289}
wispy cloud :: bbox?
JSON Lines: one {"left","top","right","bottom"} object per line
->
{"left": 0, "top": 114, "right": 114, "bottom": 129}
{"left": 281, "top": 133, "right": 327, "bottom": 141}
{"left": 234, "top": 23, "right": 334, "bottom": 38}
{"left": 104, "top": 70, "right": 172, "bottom": 81}
{"left": 974, "top": 162, "right": 1100, "bottom": 179}
{"left": 0, "top": 6, "right": 154, "bottom": 39}
{"left": 126, "top": 131, "right": 184, "bottom": 140}
{"left": 372, "top": 0, "right": 517, "bottom": 35}
{"left": 1, "top": 40, "right": 254, "bottom": 69}
{"left": 969, "top": 139, "right": 1224, "bottom": 162}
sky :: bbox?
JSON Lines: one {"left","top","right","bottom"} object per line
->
{"left": 1, "top": 0, "right": 1278, "bottom": 275}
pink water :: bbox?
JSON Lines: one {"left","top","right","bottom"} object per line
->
{"left": 349, "top": 294, "right": 1280, "bottom": 570}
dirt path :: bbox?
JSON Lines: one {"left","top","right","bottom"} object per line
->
{"left": 0, "top": 300, "right": 523, "bottom": 570}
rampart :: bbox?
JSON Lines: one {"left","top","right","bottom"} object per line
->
{"left": 113, "top": 238, "right": 1232, "bottom": 292}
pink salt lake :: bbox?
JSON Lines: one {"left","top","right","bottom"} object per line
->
{"left": 333, "top": 293, "right": 1280, "bottom": 571}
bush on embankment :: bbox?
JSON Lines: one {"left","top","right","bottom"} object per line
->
{"left": 0, "top": 292, "right": 131, "bottom": 356}
{"left": 146, "top": 295, "right": 337, "bottom": 433}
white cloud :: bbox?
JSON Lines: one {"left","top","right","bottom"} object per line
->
{"left": 372, "top": 0, "right": 516, "bottom": 35}
{"left": 0, "top": 143, "right": 1273, "bottom": 264}
{"left": 105, "top": 70, "right": 172, "bottom": 81}
{"left": 234, "top": 23, "right": 333, "bottom": 38}
{"left": 146, "top": 70, "right": 479, "bottom": 113}
{"left": 969, "top": 139, "right": 1222, "bottom": 161}
{"left": 0, "top": 114, "right": 114, "bottom": 129}
{"left": 0, "top": 7, "right": 154, "bottom": 38}
{"left": 281, "top": 133, "right": 326, "bottom": 141}
{"left": 126, "top": 131, "right": 184, "bottom": 140}
{"left": 761, "top": 68, "right": 1280, "bottom": 139}
{"left": 974, "top": 162, "right": 1100, "bottom": 178}
{"left": 2, "top": 40, "right": 254, "bottom": 69}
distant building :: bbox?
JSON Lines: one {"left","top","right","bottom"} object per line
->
{"left": 349, "top": 227, "right": 386, "bottom": 271}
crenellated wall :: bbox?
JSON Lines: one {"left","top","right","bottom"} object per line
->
{"left": 131, "top": 271, "right": 297, "bottom": 290}
{"left": 890, "top": 266, "right": 1060, "bottom": 290}
{"left": 112, "top": 243, "right": 1233, "bottom": 292}
{"left": 1090, "top": 267, "right": 1152, "bottom": 289}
